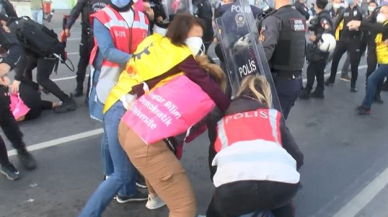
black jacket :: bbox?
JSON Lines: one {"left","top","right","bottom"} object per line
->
{"left": 0, "top": 26, "right": 25, "bottom": 79}
{"left": 207, "top": 97, "right": 304, "bottom": 180}
{"left": 67, "top": 0, "right": 109, "bottom": 30}
{"left": 294, "top": 1, "right": 310, "bottom": 20}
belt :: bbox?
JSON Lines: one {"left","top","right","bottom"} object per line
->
{"left": 272, "top": 71, "right": 302, "bottom": 80}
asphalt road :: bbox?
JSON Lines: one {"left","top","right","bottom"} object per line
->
{"left": 1, "top": 10, "right": 388, "bottom": 217}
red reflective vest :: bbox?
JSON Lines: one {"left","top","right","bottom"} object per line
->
{"left": 214, "top": 108, "right": 282, "bottom": 153}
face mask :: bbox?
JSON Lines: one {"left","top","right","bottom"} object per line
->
{"left": 333, "top": 3, "right": 341, "bottom": 9}
{"left": 377, "top": 13, "right": 387, "bottom": 23}
{"left": 111, "top": 0, "right": 131, "bottom": 8}
{"left": 185, "top": 37, "right": 205, "bottom": 56}
{"left": 368, "top": 6, "right": 375, "bottom": 12}
{"left": 348, "top": 0, "right": 354, "bottom": 5}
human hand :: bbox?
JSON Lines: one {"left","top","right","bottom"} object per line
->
{"left": 10, "top": 80, "right": 20, "bottom": 94}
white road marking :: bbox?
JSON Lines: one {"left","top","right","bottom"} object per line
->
{"left": 333, "top": 167, "right": 388, "bottom": 217}
{"left": 7, "top": 128, "right": 103, "bottom": 157}
{"left": 68, "top": 52, "right": 79, "bottom": 55}
{"left": 67, "top": 38, "right": 81, "bottom": 41}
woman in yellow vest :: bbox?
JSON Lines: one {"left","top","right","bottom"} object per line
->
{"left": 349, "top": 5, "right": 388, "bottom": 114}
{"left": 106, "top": 14, "right": 229, "bottom": 216}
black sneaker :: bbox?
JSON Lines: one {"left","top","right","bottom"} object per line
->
{"left": 54, "top": 97, "right": 76, "bottom": 113}
{"left": 17, "top": 149, "right": 37, "bottom": 170}
{"left": 310, "top": 89, "right": 324, "bottom": 99}
{"left": 351, "top": 87, "right": 358, "bottom": 93}
{"left": 325, "top": 79, "right": 334, "bottom": 86}
{"left": 373, "top": 95, "right": 384, "bottom": 104}
{"left": 357, "top": 105, "right": 371, "bottom": 115}
{"left": 116, "top": 191, "right": 148, "bottom": 203}
{"left": 299, "top": 89, "right": 310, "bottom": 100}
{"left": 73, "top": 88, "right": 83, "bottom": 97}
{"left": 136, "top": 175, "right": 147, "bottom": 189}
{"left": 340, "top": 74, "right": 351, "bottom": 82}
{"left": 0, "top": 163, "right": 20, "bottom": 180}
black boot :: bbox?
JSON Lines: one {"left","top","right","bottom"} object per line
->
{"left": 311, "top": 89, "right": 324, "bottom": 99}
{"left": 17, "top": 148, "right": 37, "bottom": 171}
{"left": 373, "top": 95, "right": 384, "bottom": 104}
{"left": 54, "top": 95, "right": 77, "bottom": 113}
{"left": 73, "top": 87, "right": 83, "bottom": 97}
{"left": 299, "top": 88, "right": 311, "bottom": 100}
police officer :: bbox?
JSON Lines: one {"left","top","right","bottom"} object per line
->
{"left": 294, "top": 0, "right": 310, "bottom": 20}
{"left": 325, "top": 0, "right": 363, "bottom": 92}
{"left": 259, "top": 0, "right": 307, "bottom": 119}
{"left": 0, "top": 17, "right": 37, "bottom": 180}
{"left": 193, "top": 0, "right": 213, "bottom": 53}
{"left": 62, "top": 0, "right": 109, "bottom": 98}
{"left": 300, "top": 0, "right": 334, "bottom": 100}
{"left": 0, "top": 0, "right": 17, "bottom": 18}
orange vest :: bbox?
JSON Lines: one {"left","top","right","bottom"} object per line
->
{"left": 214, "top": 108, "right": 282, "bottom": 153}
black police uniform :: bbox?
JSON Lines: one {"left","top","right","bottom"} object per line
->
{"left": 0, "top": 0, "right": 17, "bottom": 18}
{"left": 302, "top": 10, "right": 334, "bottom": 99}
{"left": 193, "top": 0, "right": 213, "bottom": 53}
{"left": 0, "top": 26, "right": 31, "bottom": 167}
{"left": 326, "top": 5, "right": 363, "bottom": 91}
{"left": 149, "top": 0, "right": 167, "bottom": 34}
{"left": 260, "top": 5, "right": 306, "bottom": 119}
{"left": 294, "top": 0, "right": 310, "bottom": 20}
{"left": 67, "top": 0, "right": 109, "bottom": 96}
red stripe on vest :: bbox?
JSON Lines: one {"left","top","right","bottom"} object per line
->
{"left": 214, "top": 109, "right": 282, "bottom": 153}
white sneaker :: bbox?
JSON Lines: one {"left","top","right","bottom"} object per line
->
{"left": 145, "top": 195, "right": 166, "bottom": 210}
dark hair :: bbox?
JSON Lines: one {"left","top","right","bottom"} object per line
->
{"left": 369, "top": 1, "right": 377, "bottom": 6}
{"left": 316, "top": 0, "right": 328, "bottom": 9}
{"left": 166, "top": 13, "right": 205, "bottom": 46}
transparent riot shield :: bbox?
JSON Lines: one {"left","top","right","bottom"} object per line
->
{"left": 163, "top": 0, "right": 193, "bottom": 20}
{"left": 215, "top": 0, "right": 282, "bottom": 112}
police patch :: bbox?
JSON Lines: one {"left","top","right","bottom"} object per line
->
{"left": 290, "top": 19, "right": 306, "bottom": 32}
{"left": 235, "top": 13, "right": 246, "bottom": 27}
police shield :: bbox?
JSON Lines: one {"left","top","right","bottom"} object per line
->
{"left": 163, "top": 0, "right": 193, "bottom": 19}
{"left": 215, "top": 0, "right": 282, "bottom": 111}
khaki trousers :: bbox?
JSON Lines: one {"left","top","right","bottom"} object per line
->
{"left": 118, "top": 121, "right": 197, "bottom": 217}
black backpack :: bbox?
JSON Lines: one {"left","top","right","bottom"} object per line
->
{"left": 8, "top": 16, "right": 64, "bottom": 58}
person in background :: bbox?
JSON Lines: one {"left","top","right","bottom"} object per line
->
{"left": 294, "top": 0, "right": 310, "bottom": 20}
{"left": 348, "top": 5, "right": 388, "bottom": 114}
{"left": 62, "top": 0, "right": 110, "bottom": 98}
{"left": 325, "top": 0, "right": 363, "bottom": 92}
{"left": 193, "top": 0, "right": 214, "bottom": 53}
{"left": 0, "top": 0, "right": 18, "bottom": 18}
{"left": 0, "top": 20, "right": 36, "bottom": 181}
{"left": 310, "top": 3, "right": 316, "bottom": 16}
{"left": 30, "top": 0, "right": 43, "bottom": 24}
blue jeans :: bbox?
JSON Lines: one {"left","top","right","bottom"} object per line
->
{"left": 79, "top": 101, "right": 138, "bottom": 217}
{"left": 362, "top": 64, "right": 388, "bottom": 109}
{"left": 101, "top": 130, "right": 113, "bottom": 176}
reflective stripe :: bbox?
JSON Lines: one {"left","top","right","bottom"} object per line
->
{"left": 135, "top": 11, "right": 149, "bottom": 30}
{"left": 217, "top": 118, "right": 228, "bottom": 151}
{"left": 103, "top": 8, "right": 148, "bottom": 31}
{"left": 269, "top": 109, "right": 280, "bottom": 145}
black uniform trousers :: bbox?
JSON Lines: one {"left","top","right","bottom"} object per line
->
{"left": 306, "top": 52, "right": 329, "bottom": 91}
{"left": 274, "top": 74, "right": 303, "bottom": 120}
{"left": 206, "top": 181, "right": 298, "bottom": 217}
{"left": 76, "top": 28, "right": 94, "bottom": 92}
{"left": 19, "top": 53, "right": 70, "bottom": 102}
{"left": 0, "top": 86, "right": 26, "bottom": 166}
{"left": 328, "top": 36, "right": 362, "bottom": 88}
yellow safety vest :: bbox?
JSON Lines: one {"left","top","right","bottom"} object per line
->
{"left": 375, "top": 21, "right": 388, "bottom": 64}
{"left": 103, "top": 34, "right": 192, "bottom": 113}
{"left": 335, "top": 20, "right": 344, "bottom": 41}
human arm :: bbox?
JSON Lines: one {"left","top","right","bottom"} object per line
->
{"left": 260, "top": 16, "right": 282, "bottom": 61}
{"left": 0, "top": 28, "right": 25, "bottom": 78}
{"left": 295, "top": 2, "right": 310, "bottom": 20}
{"left": 206, "top": 107, "right": 223, "bottom": 181}
{"left": 333, "top": 9, "right": 344, "bottom": 33}
{"left": 93, "top": 18, "right": 131, "bottom": 65}
{"left": 3, "top": 0, "right": 17, "bottom": 18}
{"left": 280, "top": 120, "right": 304, "bottom": 170}
{"left": 66, "top": 0, "right": 87, "bottom": 30}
